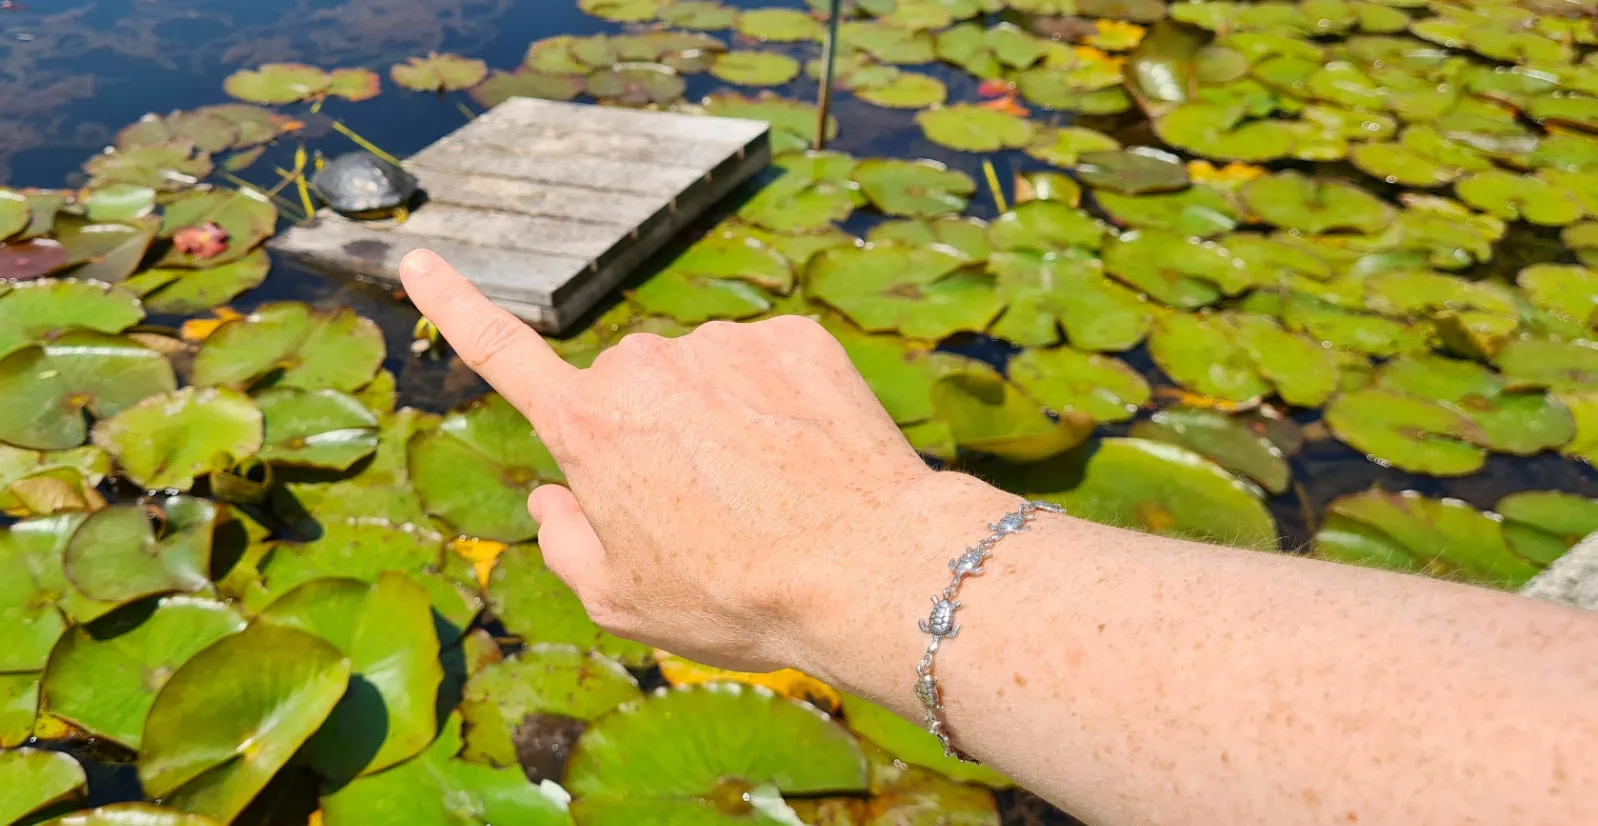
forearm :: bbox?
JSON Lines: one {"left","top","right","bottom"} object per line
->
{"left": 796, "top": 471, "right": 1598, "bottom": 826}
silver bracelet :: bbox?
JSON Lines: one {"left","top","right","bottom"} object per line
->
{"left": 915, "top": 498, "right": 1063, "bottom": 761}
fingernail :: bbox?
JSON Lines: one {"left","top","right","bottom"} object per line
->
{"left": 399, "top": 248, "right": 440, "bottom": 278}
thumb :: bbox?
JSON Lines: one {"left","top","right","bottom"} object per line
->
{"left": 529, "top": 484, "right": 604, "bottom": 594}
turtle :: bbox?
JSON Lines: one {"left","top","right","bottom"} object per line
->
{"left": 310, "top": 151, "right": 419, "bottom": 221}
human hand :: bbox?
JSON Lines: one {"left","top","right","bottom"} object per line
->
{"left": 400, "top": 250, "right": 950, "bottom": 673}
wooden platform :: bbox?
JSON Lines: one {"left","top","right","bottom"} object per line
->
{"left": 270, "top": 98, "right": 772, "bottom": 333}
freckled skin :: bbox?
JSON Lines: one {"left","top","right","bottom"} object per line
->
{"left": 405, "top": 249, "right": 1598, "bottom": 826}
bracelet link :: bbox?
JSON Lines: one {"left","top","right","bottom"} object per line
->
{"left": 914, "top": 498, "right": 1062, "bottom": 762}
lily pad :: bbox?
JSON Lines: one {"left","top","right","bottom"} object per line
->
{"left": 1493, "top": 336, "right": 1598, "bottom": 393}
{"left": 53, "top": 216, "right": 160, "bottom": 283}
{"left": 1094, "top": 185, "right": 1240, "bottom": 237}
{"left": 931, "top": 364, "right": 1094, "bottom": 462}
{"left": 0, "top": 188, "right": 26, "bottom": 241}
{"left": 255, "top": 387, "right": 379, "bottom": 470}
{"left": 138, "top": 624, "right": 351, "bottom": 825}
{"left": 123, "top": 248, "right": 270, "bottom": 314}
{"left": 91, "top": 386, "right": 262, "bottom": 491}
{"left": 989, "top": 252, "right": 1152, "bottom": 351}
{"left": 0, "top": 240, "right": 72, "bottom": 281}
{"left": 326, "top": 67, "right": 382, "bottom": 102}
{"left": 702, "top": 93, "right": 836, "bottom": 155}
{"left": 1049, "top": 437, "right": 1279, "bottom": 548}
{"left": 1153, "top": 102, "right": 1295, "bottom": 162}
{"left": 1518, "top": 264, "right": 1597, "bottom": 329}
{"left": 712, "top": 52, "right": 801, "bottom": 86}
{"left": 1024, "top": 127, "right": 1123, "bottom": 169}
{"left": 566, "top": 683, "right": 867, "bottom": 821}
{"left": 391, "top": 54, "right": 489, "bottom": 92}
{"left": 156, "top": 187, "right": 277, "bottom": 268}
{"left": 42, "top": 596, "right": 246, "bottom": 749}
{"left": 1130, "top": 407, "right": 1291, "bottom": 494}
{"left": 855, "top": 72, "right": 948, "bottom": 108}
{"left": 459, "top": 644, "right": 641, "bottom": 767}
{"left": 852, "top": 159, "right": 975, "bottom": 218}
{"left": 1454, "top": 170, "right": 1585, "bottom": 227}
{"left": 1148, "top": 313, "right": 1271, "bottom": 401}
{"left": 840, "top": 693, "right": 1010, "bottom": 788}
{"left": 810, "top": 243, "right": 1003, "bottom": 339}
{"left": 0, "top": 673, "right": 38, "bottom": 747}
{"left": 487, "top": 543, "right": 653, "bottom": 667}
{"left": 0, "top": 332, "right": 176, "bottom": 451}
{"left": 737, "top": 7, "right": 823, "bottom": 42}
{"left": 868, "top": 216, "right": 990, "bottom": 261}
{"left": 1008, "top": 347, "right": 1149, "bottom": 423}
{"left": 827, "top": 322, "right": 968, "bottom": 425}
{"left": 581, "top": 0, "right": 667, "bottom": 20}
{"left": 660, "top": 1, "right": 739, "bottom": 29}
{"left": 1075, "top": 147, "right": 1189, "bottom": 195}
{"left": 841, "top": 21, "right": 937, "bottom": 64}
{"left": 469, "top": 71, "right": 586, "bottom": 107}
{"left": 631, "top": 269, "right": 772, "bottom": 322}
{"left": 322, "top": 712, "right": 572, "bottom": 826}
{"left": 916, "top": 104, "right": 1035, "bottom": 152}
{"left": 740, "top": 153, "right": 863, "bottom": 234}
{"left": 259, "top": 572, "right": 442, "bottom": 778}
{"left": 587, "top": 63, "right": 687, "bottom": 106}
{"left": 35, "top": 804, "right": 221, "bottom": 825}
{"left": 83, "top": 144, "right": 212, "bottom": 192}
{"left": 1240, "top": 171, "right": 1394, "bottom": 234}
{"left": 191, "top": 302, "right": 385, "bottom": 392}
{"left": 988, "top": 201, "right": 1106, "bottom": 253}
{"left": 1497, "top": 491, "right": 1598, "bottom": 555}
{"left": 223, "top": 64, "right": 331, "bottom": 104}
{"left": 81, "top": 184, "right": 156, "bottom": 222}
{"left": 410, "top": 394, "right": 561, "bottom": 543}
{"left": 0, "top": 278, "right": 143, "bottom": 359}
{"left": 63, "top": 497, "right": 217, "bottom": 606}
{"left": 1104, "top": 230, "right": 1248, "bottom": 308}
{"left": 1314, "top": 490, "right": 1539, "bottom": 587}
{"left": 0, "top": 749, "right": 85, "bottom": 826}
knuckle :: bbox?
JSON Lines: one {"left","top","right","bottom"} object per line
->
{"left": 614, "top": 332, "right": 669, "bottom": 361}
{"left": 761, "top": 313, "right": 826, "bottom": 340}
{"left": 693, "top": 319, "right": 740, "bottom": 339}
{"left": 465, "top": 313, "right": 526, "bottom": 369}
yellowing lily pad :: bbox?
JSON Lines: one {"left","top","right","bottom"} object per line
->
{"left": 737, "top": 7, "right": 823, "bottom": 42}
{"left": 712, "top": 51, "right": 801, "bottom": 86}
{"left": 470, "top": 71, "right": 586, "bottom": 107}
{"left": 1149, "top": 313, "right": 1271, "bottom": 402}
{"left": 1518, "top": 264, "right": 1597, "bottom": 329}
{"left": 222, "top": 63, "right": 330, "bottom": 104}
{"left": 391, "top": 53, "right": 489, "bottom": 92}
{"left": 588, "top": 63, "right": 687, "bottom": 106}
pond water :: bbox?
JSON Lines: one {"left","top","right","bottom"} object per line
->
{"left": 3, "top": 0, "right": 1598, "bottom": 823}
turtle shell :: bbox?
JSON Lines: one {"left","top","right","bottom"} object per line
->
{"left": 311, "top": 152, "right": 418, "bottom": 215}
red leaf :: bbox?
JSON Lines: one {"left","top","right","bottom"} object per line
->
{"left": 171, "top": 221, "right": 230, "bottom": 260}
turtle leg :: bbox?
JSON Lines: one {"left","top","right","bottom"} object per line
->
{"left": 392, "top": 205, "right": 409, "bottom": 225}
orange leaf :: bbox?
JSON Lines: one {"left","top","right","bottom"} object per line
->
{"left": 451, "top": 537, "right": 509, "bottom": 588}
{"left": 979, "top": 95, "right": 1031, "bottom": 117}
{"left": 655, "top": 652, "right": 842, "bottom": 712}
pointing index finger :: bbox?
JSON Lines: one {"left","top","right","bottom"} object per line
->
{"left": 400, "top": 249, "right": 575, "bottom": 425}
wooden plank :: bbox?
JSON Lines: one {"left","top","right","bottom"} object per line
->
{"left": 270, "top": 97, "right": 772, "bottom": 334}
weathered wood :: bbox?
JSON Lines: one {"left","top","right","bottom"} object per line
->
{"left": 271, "top": 97, "right": 771, "bottom": 333}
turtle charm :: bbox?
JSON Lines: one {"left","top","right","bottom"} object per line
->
{"left": 949, "top": 548, "right": 988, "bottom": 578}
{"left": 990, "top": 512, "right": 1029, "bottom": 535}
{"left": 311, "top": 151, "right": 419, "bottom": 221}
{"left": 920, "top": 597, "right": 960, "bottom": 638}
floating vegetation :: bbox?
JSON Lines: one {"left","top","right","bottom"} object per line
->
{"left": 2, "top": 0, "right": 1597, "bottom": 822}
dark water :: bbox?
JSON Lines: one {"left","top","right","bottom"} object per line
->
{"left": 3, "top": 1, "right": 1595, "bottom": 543}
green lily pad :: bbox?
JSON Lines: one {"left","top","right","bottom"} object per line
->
{"left": 660, "top": 1, "right": 739, "bottom": 29}
{"left": 1104, "top": 230, "right": 1248, "bottom": 308}
{"left": 42, "top": 596, "right": 245, "bottom": 749}
{"left": 1075, "top": 147, "right": 1190, "bottom": 195}
{"left": 156, "top": 187, "right": 278, "bottom": 268}
{"left": 1530, "top": 94, "right": 1598, "bottom": 131}
{"left": 1498, "top": 491, "right": 1598, "bottom": 549}
{"left": 487, "top": 543, "right": 653, "bottom": 667}
{"left": 1154, "top": 102, "right": 1295, "bottom": 161}
{"left": 631, "top": 270, "right": 772, "bottom": 323}
{"left": 809, "top": 243, "right": 1003, "bottom": 339}
{"left": 0, "top": 749, "right": 85, "bottom": 825}
{"left": 1240, "top": 172, "right": 1394, "bottom": 234}
{"left": 63, "top": 497, "right": 216, "bottom": 606}
{"left": 123, "top": 248, "right": 270, "bottom": 314}
{"left": 712, "top": 52, "right": 801, "bottom": 86}
{"left": 931, "top": 364, "right": 1093, "bottom": 462}
{"left": 92, "top": 386, "right": 262, "bottom": 491}
{"left": 0, "top": 514, "right": 111, "bottom": 672}
{"left": 1314, "top": 490, "right": 1539, "bottom": 587}
{"left": 826, "top": 321, "right": 968, "bottom": 425}
{"left": 1094, "top": 185, "right": 1240, "bottom": 237}
{"left": 1048, "top": 437, "right": 1279, "bottom": 548}
{"left": 391, "top": 53, "right": 488, "bottom": 92}
{"left": 1130, "top": 407, "right": 1292, "bottom": 494}
{"left": 868, "top": 216, "right": 990, "bottom": 261}
{"left": 702, "top": 93, "right": 836, "bottom": 155}
{"left": 53, "top": 216, "right": 160, "bottom": 283}
{"left": 326, "top": 67, "right": 382, "bottom": 102}
{"left": 0, "top": 332, "right": 176, "bottom": 451}
{"left": 191, "top": 303, "right": 385, "bottom": 392}
{"left": 740, "top": 154, "right": 862, "bottom": 235}
{"left": 852, "top": 159, "right": 974, "bottom": 218}
{"left": 839, "top": 693, "right": 1010, "bottom": 788}
{"left": 988, "top": 252, "right": 1152, "bottom": 351}
{"left": 1124, "top": 19, "right": 1209, "bottom": 119}
{"left": 83, "top": 144, "right": 212, "bottom": 192}
{"left": 1455, "top": 170, "right": 1585, "bottom": 227}
{"left": 0, "top": 444, "right": 109, "bottom": 518}
{"left": 1518, "top": 264, "right": 1597, "bottom": 329}
{"left": 19, "top": 191, "right": 67, "bottom": 239}
{"left": 138, "top": 624, "right": 351, "bottom": 824}
{"left": 459, "top": 644, "right": 641, "bottom": 767}
{"left": 988, "top": 201, "right": 1106, "bottom": 253}
{"left": 469, "top": 71, "right": 586, "bottom": 107}
{"left": 566, "top": 683, "right": 867, "bottom": 821}
{"left": 322, "top": 712, "right": 573, "bottom": 826}
{"left": 855, "top": 72, "right": 948, "bottom": 108}
{"left": 35, "top": 804, "right": 221, "bottom": 826}
{"left": 1324, "top": 388, "right": 1488, "bottom": 476}
{"left": 0, "top": 278, "right": 143, "bottom": 358}
{"left": 1008, "top": 347, "right": 1149, "bottom": 423}
{"left": 0, "top": 188, "right": 26, "bottom": 241}
{"left": 81, "top": 183, "right": 156, "bottom": 222}
{"left": 661, "top": 223, "right": 797, "bottom": 291}
{"left": 587, "top": 63, "right": 687, "bottom": 106}
{"left": 223, "top": 63, "right": 331, "bottom": 104}
{"left": 1015, "top": 59, "right": 1125, "bottom": 109}
{"left": 116, "top": 110, "right": 239, "bottom": 158}
{"left": 580, "top": 0, "right": 667, "bottom": 20}
{"left": 738, "top": 7, "right": 823, "bottom": 41}
{"left": 841, "top": 21, "right": 937, "bottom": 64}
{"left": 1149, "top": 313, "right": 1272, "bottom": 401}
{"left": 202, "top": 104, "right": 287, "bottom": 148}
{"left": 259, "top": 572, "right": 442, "bottom": 778}
{"left": 933, "top": 24, "right": 1002, "bottom": 79}
{"left": 1024, "top": 127, "right": 1122, "bottom": 169}
{"left": 410, "top": 394, "right": 561, "bottom": 543}
{"left": 1493, "top": 336, "right": 1598, "bottom": 393}
{"left": 0, "top": 674, "right": 38, "bottom": 748}
{"left": 915, "top": 104, "right": 1035, "bottom": 153}
{"left": 255, "top": 387, "right": 379, "bottom": 470}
